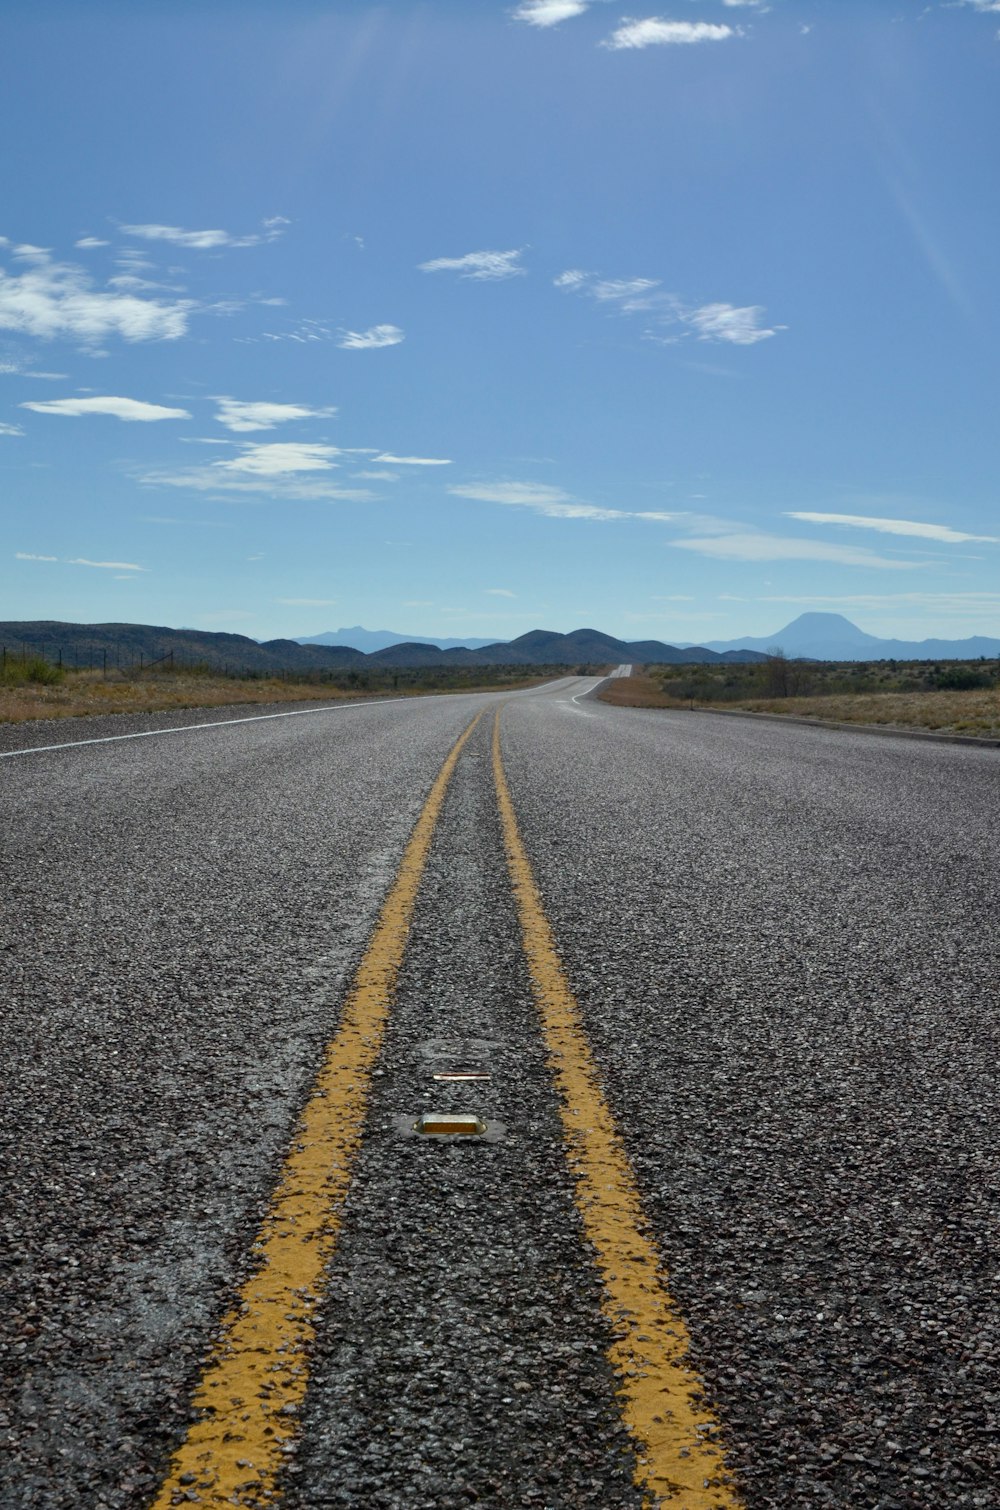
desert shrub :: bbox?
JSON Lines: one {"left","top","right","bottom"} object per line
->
{"left": 932, "top": 666, "right": 994, "bottom": 691}
{"left": 1, "top": 655, "right": 65, "bottom": 686}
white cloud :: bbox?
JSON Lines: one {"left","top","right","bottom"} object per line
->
{"left": 140, "top": 443, "right": 374, "bottom": 500}
{"left": 141, "top": 467, "right": 374, "bottom": 501}
{"left": 120, "top": 219, "right": 288, "bottom": 250}
{"left": 214, "top": 442, "right": 340, "bottom": 476}
{"left": 603, "top": 19, "right": 735, "bottom": 50}
{"left": 450, "top": 481, "right": 627, "bottom": 519}
{"left": 591, "top": 277, "right": 661, "bottom": 305}
{"left": 375, "top": 453, "right": 452, "bottom": 465}
{"left": 761, "top": 591, "right": 1000, "bottom": 617}
{"left": 75, "top": 237, "right": 109, "bottom": 249}
{"left": 450, "top": 481, "right": 682, "bottom": 523}
{"left": 20, "top": 395, "right": 190, "bottom": 422}
{"left": 354, "top": 469, "right": 399, "bottom": 480}
{"left": 786, "top": 512, "right": 999, "bottom": 545}
{"left": 213, "top": 397, "right": 338, "bottom": 432}
{"left": 15, "top": 552, "right": 58, "bottom": 561}
{"left": 276, "top": 597, "right": 338, "bottom": 607}
{"left": 0, "top": 421, "right": 23, "bottom": 435}
{"left": 418, "top": 249, "right": 525, "bottom": 281}
{"left": 486, "top": 587, "right": 517, "bottom": 597}
{"left": 669, "top": 533, "right": 919, "bottom": 569}
{"left": 68, "top": 557, "right": 149, "bottom": 571}
{"left": 686, "top": 302, "right": 780, "bottom": 345}
{"left": 556, "top": 269, "right": 782, "bottom": 344}
{"left": 512, "top": 0, "right": 590, "bottom": 25}
{"left": 0, "top": 251, "right": 193, "bottom": 344}
{"left": 337, "top": 324, "right": 405, "bottom": 349}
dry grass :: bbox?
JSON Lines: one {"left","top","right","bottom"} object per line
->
{"left": 0, "top": 668, "right": 545, "bottom": 726}
{"left": 598, "top": 675, "right": 1000, "bottom": 738}
{"left": 596, "top": 671, "right": 681, "bottom": 709}
{"left": 731, "top": 688, "right": 1000, "bottom": 736}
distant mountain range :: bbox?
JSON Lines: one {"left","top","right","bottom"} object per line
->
{"left": 0, "top": 621, "right": 764, "bottom": 673}
{"left": 296, "top": 625, "right": 499, "bottom": 652}
{"left": 2, "top": 612, "right": 996, "bottom": 674}
{"left": 693, "top": 612, "right": 1000, "bottom": 662}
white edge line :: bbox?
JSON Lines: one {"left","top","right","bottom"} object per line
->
{"left": 0, "top": 696, "right": 415, "bottom": 760}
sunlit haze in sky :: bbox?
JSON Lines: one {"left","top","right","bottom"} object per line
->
{"left": 2, "top": 0, "right": 999, "bottom": 645}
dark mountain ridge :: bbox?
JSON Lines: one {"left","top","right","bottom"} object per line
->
{"left": 0, "top": 621, "right": 766, "bottom": 672}
{"left": 8, "top": 612, "right": 994, "bottom": 672}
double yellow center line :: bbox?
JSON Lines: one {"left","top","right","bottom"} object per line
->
{"left": 150, "top": 708, "right": 741, "bottom": 1509}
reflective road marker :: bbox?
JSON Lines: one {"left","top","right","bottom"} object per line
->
{"left": 149, "top": 712, "right": 483, "bottom": 1510}
{"left": 492, "top": 709, "right": 742, "bottom": 1509}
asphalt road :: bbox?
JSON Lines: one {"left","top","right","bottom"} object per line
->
{"left": 2, "top": 680, "right": 998, "bottom": 1509}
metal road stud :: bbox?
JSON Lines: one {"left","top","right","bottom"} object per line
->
{"left": 414, "top": 1111, "right": 487, "bottom": 1136}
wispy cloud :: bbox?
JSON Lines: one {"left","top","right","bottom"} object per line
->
{"left": 0, "top": 248, "right": 194, "bottom": 345}
{"left": 451, "top": 480, "right": 624, "bottom": 518}
{"left": 684, "top": 303, "right": 779, "bottom": 345}
{"left": 486, "top": 587, "right": 517, "bottom": 597}
{"left": 0, "top": 421, "right": 23, "bottom": 436}
{"left": 212, "top": 397, "right": 338, "bottom": 432}
{"left": 337, "top": 324, "right": 405, "bottom": 349}
{"left": 786, "top": 512, "right": 999, "bottom": 545}
{"left": 603, "top": 19, "right": 735, "bottom": 50}
{"left": 120, "top": 217, "right": 289, "bottom": 250}
{"left": 75, "top": 237, "right": 110, "bottom": 249}
{"left": 512, "top": 0, "right": 590, "bottom": 25}
{"left": 375, "top": 453, "right": 451, "bottom": 465}
{"left": 17, "top": 550, "right": 149, "bottom": 570}
{"left": 213, "top": 442, "right": 341, "bottom": 476}
{"left": 760, "top": 591, "right": 1000, "bottom": 621}
{"left": 140, "top": 441, "right": 375, "bottom": 501}
{"left": 354, "top": 469, "right": 399, "bottom": 480}
{"left": 418, "top": 249, "right": 526, "bottom": 281}
{"left": 449, "top": 480, "right": 678, "bottom": 523}
{"left": 669, "top": 532, "right": 919, "bottom": 569}
{"left": 21, "top": 395, "right": 190, "bottom": 422}
{"left": 0, "top": 358, "right": 67, "bottom": 380}
{"left": 556, "top": 269, "right": 781, "bottom": 344}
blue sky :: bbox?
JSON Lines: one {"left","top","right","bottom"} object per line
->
{"left": 2, "top": 0, "right": 999, "bottom": 646}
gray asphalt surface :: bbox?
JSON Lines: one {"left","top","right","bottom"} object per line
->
{"left": 2, "top": 681, "right": 998, "bottom": 1508}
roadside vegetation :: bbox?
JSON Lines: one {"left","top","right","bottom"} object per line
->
{"left": 597, "top": 652, "right": 1000, "bottom": 738}
{"left": 0, "top": 655, "right": 575, "bottom": 725}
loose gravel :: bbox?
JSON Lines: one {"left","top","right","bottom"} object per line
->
{"left": 287, "top": 719, "right": 645, "bottom": 1508}
{"left": 0, "top": 694, "right": 495, "bottom": 1508}
{"left": 5, "top": 680, "right": 998, "bottom": 1508}
{"left": 501, "top": 696, "right": 1000, "bottom": 1509}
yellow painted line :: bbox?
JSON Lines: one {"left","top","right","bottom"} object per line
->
{"left": 150, "top": 712, "right": 482, "bottom": 1509}
{"left": 492, "top": 710, "right": 742, "bottom": 1509}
